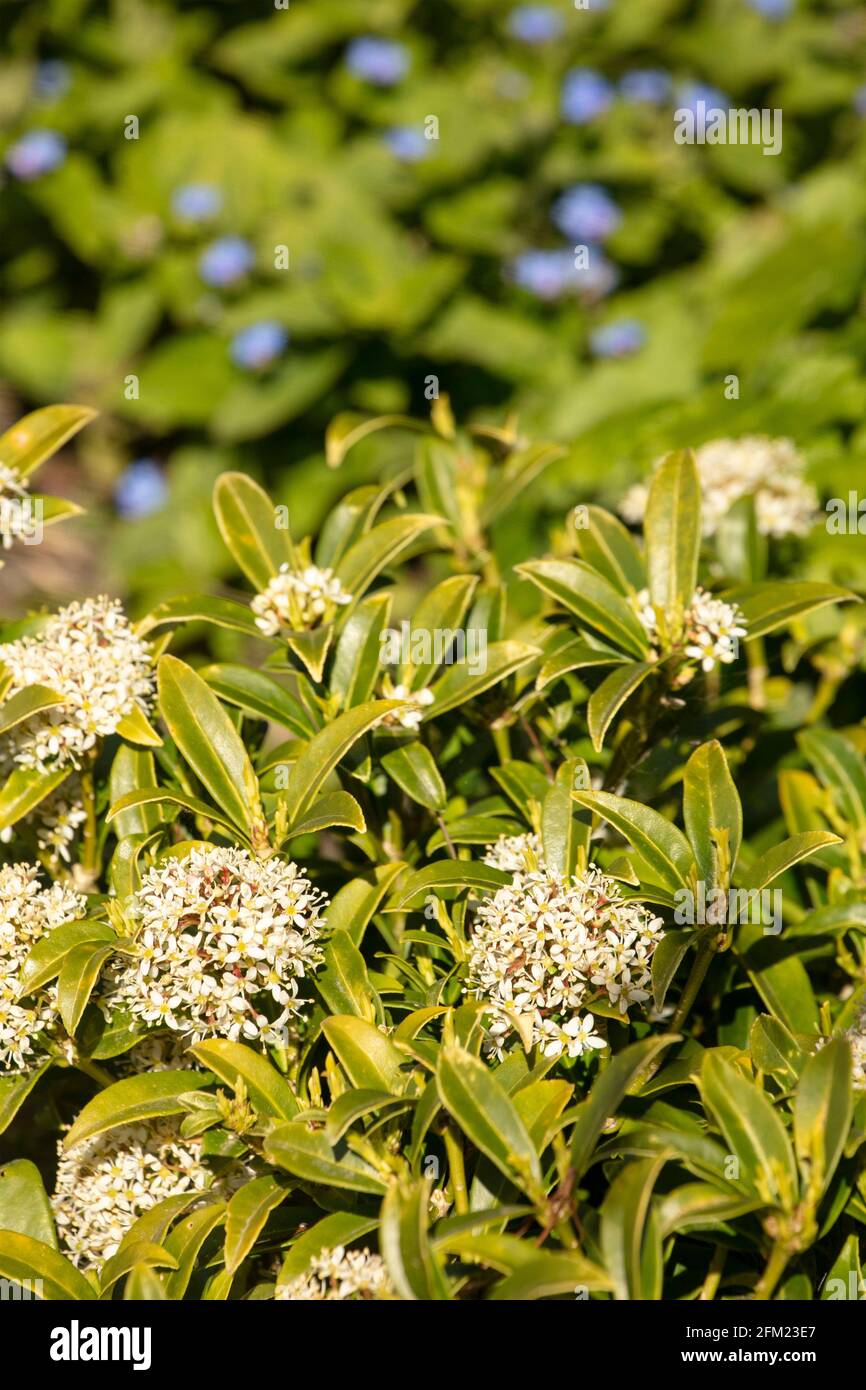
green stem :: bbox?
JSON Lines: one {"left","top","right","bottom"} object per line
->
{"left": 443, "top": 1124, "right": 469, "bottom": 1214}
{"left": 755, "top": 1242, "right": 789, "bottom": 1302}
{"left": 492, "top": 726, "right": 511, "bottom": 765}
{"left": 700, "top": 1245, "right": 727, "bottom": 1301}
{"left": 670, "top": 941, "right": 714, "bottom": 1032}
{"left": 73, "top": 1057, "right": 115, "bottom": 1088}
{"left": 80, "top": 761, "right": 100, "bottom": 877}
{"left": 746, "top": 635, "right": 767, "bottom": 712}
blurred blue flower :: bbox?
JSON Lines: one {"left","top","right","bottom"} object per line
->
{"left": 854, "top": 84, "right": 866, "bottom": 116}
{"left": 230, "top": 321, "right": 289, "bottom": 370}
{"left": 345, "top": 37, "right": 409, "bottom": 86}
{"left": 561, "top": 68, "right": 614, "bottom": 124}
{"left": 33, "top": 60, "right": 70, "bottom": 102}
{"left": 172, "top": 183, "right": 222, "bottom": 222}
{"left": 506, "top": 6, "right": 565, "bottom": 44}
{"left": 114, "top": 459, "right": 168, "bottom": 520}
{"left": 552, "top": 184, "right": 622, "bottom": 242}
{"left": 198, "top": 235, "right": 254, "bottom": 287}
{"left": 619, "top": 69, "right": 672, "bottom": 105}
{"left": 383, "top": 126, "right": 429, "bottom": 162}
{"left": 675, "top": 81, "right": 729, "bottom": 116}
{"left": 745, "top": 0, "right": 791, "bottom": 17}
{"left": 509, "top": 248, "right": 618, "bottom": 302}
{"left": 5, "top": 129, "right": 66, "bottom": 180}
{"left": 589, "top": 318, "right": 646, "bottom": 358}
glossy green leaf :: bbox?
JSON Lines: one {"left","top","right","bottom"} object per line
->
{"left": 587, "top": 662, "right": 654, "bottom": 752}
{"left": 64, "top": 1072, "right": 209, "bottom": 1149}
{"left": 683, "top": 740, "right": 743, "bottom": 890}
{"left": 644, "top": 449, "right": 700, "bottom": 612}
{"left": 437, "top": 1044, "right": 542, "bottom": 1199}
{"left": 213, "top": 471, "right": 289, "bottom": 590}
{"left": 381, "top": 742, "right": 446, "bottom": 811}
{"left": 516, "top": 558, "right": 648, "bottom": 659}
{"left": 572, "top": 789, "right": 695, "bottom": 892}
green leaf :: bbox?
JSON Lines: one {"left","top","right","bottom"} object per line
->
{"left": 263, "top": 1123, "right": 388, "bottom": 1195}
{"left": 213, "top": 471, "right": 289, "bottom": 590}
{"left": 331, "top": 592, "right": 393, "bottom": 708}
{"left": 651, "top": 931, "right": 692, "bottom": 1010}
{"left": 700, "top": 1052, "right": 798, "bottom": 1206}
{"left": 99, "top": 1241, "right": 177, "bottom": 1294}
{"left": 322, "top": 1015, "right": 407, "bottom": 1093}
{"left": 657, "top": 1183, "right": 763, "bottom": 1239}
{"left": 189, "top": 1040, "right": 298, "bottom": 1121}
{"left": 536, "top": 635, "right": 629, "bottom": 690}
{"left": 202, "top": 664, "right": 314, "bottom": 739}
{"left": 0, "top": 1062, "right": 52, "bottom": 1135}
{"left": 425, "top": 640, "right": 539, "bottom": 718}
{"left": 799, "top": 729, "right": 866, "bottom": 833}
{"left": 0, "top": 1232, "right": 96, "bottom": 1300}
{"left": 224, "top": 1176, "right": 289, "bottom": 1276}
{"left": 326, "top": 864, "right": 406, "bottom": 945}
{"left": 277, "top": 1212, "right": 379, "bottom": 1285}
{"left": 157, "top": 654, "right": 263, "bottom": 835}
{"left": 540, "top": 780, "right": 579, "bottom": 878}
{"left": 683, "top": 740, "right": 743, "bottom": 890}
{"left": 728, "top": 581, "right": 858, "bottom": 639}
{"left": 570, "top": 1036, "right": 678, "bottom": 1175}
{"left": 0, "top": 684, "right": 64, "bottom": 735}
{"left": 750, "top": 1015, "right": 806, "bottom": 1083}
{"left": 281, "top": 699, "right": 398, "bottom": 828}
{"left": 437, "top": 1044, "right": 542, "bottom": 1199}
{"left": 575, "top": 505, "right": 645, "bottom": 594}
{"left": 389, "top": 861, "right": 509, "bottom": 910}
{"left": 400, "top": 575, "right": 478, "bottom": 689}
{"left": 325, "top": 1090, "right": 408, "bottom": 1144}
{"left": 0, "top": 404, "right": 95, "bottom": 479}
{"left": 572, "top": 790, "right": 695, "bottom": 892}
{"left": 282, "top": 790, "right": 365, "bottom": 838}
{"left": 381, "top": 742, "right": 446, "bottom": 811}
{"left": 137, "top": 594, "right": 264, "bottom": 641}
{"left": 0, "top": 1160, "right": 56, "bottom": 1247}
{"left": 381, "top": 1177, "right": 450, "bottom": 1300}
{"left": 115, "top": 704, "right": 162, "bottom": 747}
{"left": 163, "top": 1201, "right": 226, "bottom": 1300}
{"left": 317, "top": 931, "right": 377, "bottom": 1022}
{"left": 335, "top": 514, "right": 442, "bottom": 605}
{"left": 601, "top": 1153, "right": 669, "bottom": 1300}
{"left": 108, "top": 746, "right": 162, "bottom": 837}
{"left": 516, "top": 558, "right": 648, "bottom": 659}
{"left": 106, "top": 787, "right": 240, "bottom": 839}
{"left": 793, "top": 1037, "right": 853, "bottom": 1200}
{"left": 587, "top": 663, "right": 654, "bottom": 752}
{"left": 644, "top": 449, "right": 701, "bottom": 613}
{"left": 21, "top": 919, "right": 114, "bottom": 993}
{"left": 0, "top": 765, "right": 69, "bottom": 830}
{"left": 57, "top": 941, "right": 113, "bottom": 1035}
{"left": 64, "top": 1072, "right": 209, "bottom": 1149}
{"left": 736, "top": 831, "right": 842, "bottom": 891}
{"left": 486, "top": 1249, "right": 610, "bottom": 1300}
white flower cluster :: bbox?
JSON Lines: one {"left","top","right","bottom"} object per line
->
{"left": 0, "top": 863, "right": 86, "bottom": 1074}
{"left": 52, "top": 1121, "right": 214, "bottom": 1269}
{"left": 634, "top": 587, "right": 747, "bottom": 676}
{"left": 106, "top": 845, "right": 326, "bottom": 1045}
{"left": 841, "top": 1010, "right": 866, "bottom": 1092}
{"left": 251, "top": 563, "right": 352, "bottom": 635}
{"left": 619, "top": 436, "right": 818, "bottom": 539}
{"left": 0, "top": 597, "right": 155, "bottom": 773}
{"left": 380, "top": 681, "right": 435, "bottom": 732}
{"left": 467, "top": 867, "right": 664, "bottom": 1058}
{"left": 483, "top": 831, "right": 545, "bottom": 874}
{"left": 276, "top": 1246, "right": 394, "bottom": 1301}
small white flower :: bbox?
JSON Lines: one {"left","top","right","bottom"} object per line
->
{"left": 275, "top": 1246, "right": 394, "bottom": 1301}
{"left": 380, "top": 682, "right": 435, "bottom": 732}
{"left": 619, "top": 436, "right": 817, "bottom": 540}
{"left": 482, "top": 832, "right": 545, "bottom": 874}
{"left": 251, "top": 563, "right": 352, "bottom": 636}
{"left": 0, "top": 597, "right": 155, "bottom": 774}
{"left": 105, "top": 845, "right": 326, "bottom": 1045}
{"left": 633, "top": 586, "right": 746, "bottom": 678}
{"left": 0, "top": 863, "right": 86, "bottom": 1075}
{"left": 465, "top": 866, "right": 663, "bottom": 1054}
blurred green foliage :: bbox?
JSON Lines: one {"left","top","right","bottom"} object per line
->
{"left": 2, "top": 0, "right": 866, "bottom": 608}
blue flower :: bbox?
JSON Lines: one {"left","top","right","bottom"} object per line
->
{"left": 114, "top": 460, "right": 169, "bottom": 520}
{"left": 506, "top": 6, "right": 565, "bottom": 44}
{"left": 5, "top": 129, "right": 66, "bottom": 181}
{"left": 619, "top": 69, "right": 672, "bottom": 106}
{"left": 589, "top": 318, "right": 646, "bottom": 358}
{"left": 509, "top": 248, "right": 618, "bottom": 302}
{"left": 552, "top": 184, "right": 622, "bottom": 243}
{"left": 33, "top": 61, "right": 70, "bottom": 102}
{"left": 230, "top": 321, "right": 289, "bottom": 371}
{"left": 198, "top": 236, "right": 254, "bottom": 287}
{"left": 745, "top": 0, "right": 791, "bottom": 17}
{"left": 172, "top": 183, "right": 222, "bottom": 222}
{"left": 345, "top": 37, "right": 409, "bottom": 87}
{"left": 561, "top": 68, "right": 614, "bottom": 124}
{"left": 675, "top": 81, "right": 729, "bottom": 117}
{"left": 383, "top": 126, "right": 429, "bottom": 162}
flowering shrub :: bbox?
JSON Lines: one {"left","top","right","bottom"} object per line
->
{"left": 0, "top": 399, "right": 864, "bottom": 1306}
